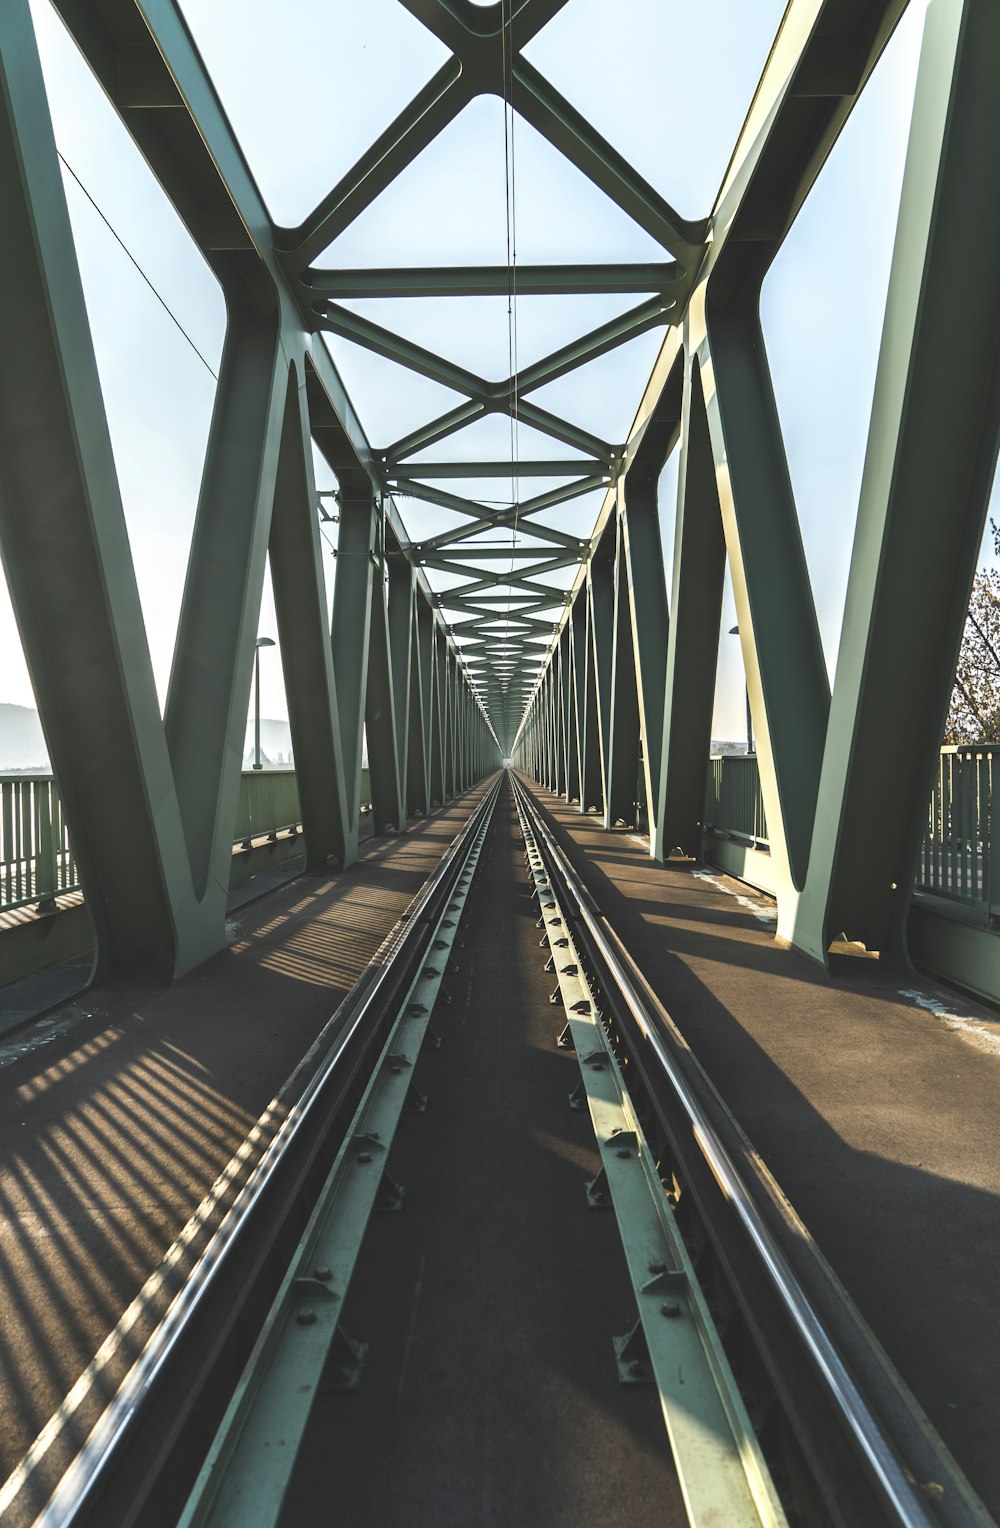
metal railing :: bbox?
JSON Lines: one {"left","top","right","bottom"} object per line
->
{"left": 0, "top": 775, "right": 79, "bottom": 912}
{"left": 917, "top": 745, "right": 1000, "bottom": 918}
{"left": 232, "top": 769, "right": 301, "bottom": 844}
{"left": 703, "top": 745, "right": 1000, "bottom": 925}
{"left": 0, "top": 768, "right": 376, "bottom": 916}
{"left": 704, "top": 754, "right": 768, "bottom": 847}
{"left": 11, "top": 748, "right": 993, "bottom": 925}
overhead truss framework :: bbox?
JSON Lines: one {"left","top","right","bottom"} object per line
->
{"left": 296, "top": 0, "right": 703, "bottom": 746}
{"left": 0, "top": 0, "right": 997, "bottom": 984}
{"left": 0, "top": 0, "right": 517, "bottom": 983}
{"left": 514, "top": 0, "right": 1000, "bottom": 969}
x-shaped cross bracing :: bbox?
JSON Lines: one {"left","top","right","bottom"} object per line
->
{"left": 281, "top": 0, "right": 707, "bottom": 723}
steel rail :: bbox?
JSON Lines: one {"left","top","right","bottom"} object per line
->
{"left": 26, "top": 773, "right": 504, "bottom": 1528}
{"left": 179, "top": 782, "right": 499, "bottom": 1527}
{"left": 509, "top": 773, "right": 939, "bottom": 1528}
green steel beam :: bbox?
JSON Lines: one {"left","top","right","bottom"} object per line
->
{"left": 698, "top": 298, "right": 828, "bottom": 899}
{"left": 280, "top": 59, "right": 472, "bottom": 272}
{"left": 588, "top": 549, "right": 615, "bottom": 819}
{"left": 652, "top": 356, "right": 725, "bottom": 861}
{"left": 1, "top": 0, "right": 499, "bottom": 993}
{"left": 405, "top": 476, "right": 603, "bottom": 551}
{"left": 377, "top": 295, "right": 670, "bottom": 462}
{"left": 427, "top": 624, "right": 445, "bottom": 805}
{"left": 407, "top": 594, "right": 431, "bottom": 817}
{"left": 164, "top": 305, "right": 287, "bottom": 905}
{"left": 604, "top": 514, "right": 641, "bottom": 829}
{"left": 361, "top": 551, "right": 406, "bottom": 832}
{"left": 268, "top": 370, "right": 352, "bottom": 870}
{"left": 0, "top": 1, "right": 190, "bottom": 979}
{"left": 795, "top": 0, "right": 1000, "bottom": 963}
{"left": 305, "top": 262, "right": 682, "bottom": 299}
{"left": 283, "top": 0, "right": 577, "bottom": 270}
{"left": 21, "top": 0, "right": 995, "bottom": 983}
{"left": 419, "top": 547, "right": 579, "bottom": 562}
{"left": 559, "top": 625, "right": 575, "bottom": 801}
{"left": 321, "top": 302, "right": 486, "bottom": 399}
{"left": 509, "top": 57, "right": 705, "bottom": 264}
{"left": 389, "top": 460, "right": 611, "bottom": 479}
{"left": 516, "top": 297, "right": 674, "bottom": 393}
{"left": 421, "top": 517, "right": 586, "bottom": 552}
{"left": 619, "top": 472, "right": 670, "bottom": 847}
{"left": 332, "top": 492, "right": 378, "bottom": 841}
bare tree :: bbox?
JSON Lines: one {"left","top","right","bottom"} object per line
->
{"left": 945, "top": 522, "right": 1000, "bottom": 742}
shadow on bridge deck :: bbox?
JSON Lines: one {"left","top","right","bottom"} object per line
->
{"left": 0, "top": 784, "right": 490, "bottom": 1491}
{"left": 519, "top": 777, "right": 1000, "bottom": 1518}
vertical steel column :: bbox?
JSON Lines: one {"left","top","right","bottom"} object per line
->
{"left": 588, "top": 554, "right": 615, "bottom": 816}
{"left": 407, "top": 593, "right": 431, "bottom": 817}
{"left": 560, "top": 625, "right": 575, "bottom": 801}
{"left": 795, "top": 0, "right": 1000, "bottom": 963}
{"left": 604, "top": 511, "right": 641, "bottom": 829}
{"left": 653, "top": 356, "right": 726, "bottom": 860}
{"left": 0, "top": 1, "right": 190, "bottom": 978}
{"left": 389, "top": 556, "right": 414, "bottom": 814}
{"left": 553, "top": 655, "right": 564, "bottom": 792}
{"left": 332, "top": 489, "right": 377, "bottom": 848}
{"left": 542, "top": 668, "right": 553, "bottom": 789}
{"left": 700, "top": 294, "right": 829, "bottom": 907}
{"left": 441, "top": 645, "right": 455, "bottom": 800}
{"left": 427, "top": 623, "right": 445, "bottom": 807}
{"left": 370, "top": 550, "right": 410, "bottom": 831}
{"left": 269, "top": 368, "right": 351, "bottom": 870}
{"left": 573, "top": 593, "right": 601, "bottom": 811}
{"left": 566, "top": 600, "right": 583, "bottom": 801}
{"left": 549, "top": 665, "right": 559, "bottom": 791}
{"left": 465, "top": 688, "right": 473, "bottom": 790}
{"left": 365, "top": 542, "right": 403, "bottom": 833}
{"left": 165, "top": 299, "right": 287, "bottom": 928}
{"left": 554, "top": 636, "right": 568, "bottom": 796}
{"left": 457, "top": 683, "right": 468, "bottom": 792}
{"left": 620, "top": 473, "right": 670, "bottom": 847}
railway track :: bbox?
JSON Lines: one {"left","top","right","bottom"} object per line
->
{"left": 510, "top": 772, "right": 989, "bottom": 1528}
{"left": 5, "top": 777, "right": 504, "bottom": 1528}
{"left": 6, "top": 770, "right": 990, "bottom": 1527}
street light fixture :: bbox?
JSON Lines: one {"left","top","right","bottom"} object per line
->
{"left": 253, "top": 636, "right": 276, "bottom": 770}
{"left": 729, "top": 625, "right": 754, "bottom": 755}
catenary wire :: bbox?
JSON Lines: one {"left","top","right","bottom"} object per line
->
{"left": 57, "top": 151, "right": 219, "bottom": 380}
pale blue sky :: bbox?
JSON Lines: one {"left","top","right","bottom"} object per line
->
{"left": 2, "top": 0, "right": 986, "bottom": 745}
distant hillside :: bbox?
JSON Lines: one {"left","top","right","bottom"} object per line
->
{"left": 242, "top": 717, "right": 294, "bottom": 768}
{"left": 0, "top": 706, "right": 301, "bottom": 773}
{"left": 0, "top": 703, "right": 49, "bottom": 771}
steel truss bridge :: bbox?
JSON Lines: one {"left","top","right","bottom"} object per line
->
{"left": 0, "top": 1, "right": 999, "bottom": 1526}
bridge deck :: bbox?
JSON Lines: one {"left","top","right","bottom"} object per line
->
{"left": 4, "top": 773, "right": 1000, "bottom": 1520}
{"left": 0, "top": 785, "right": 489, "bottom": 1486}
{"left": 279, "top": 775, "right": 683, "bottom": 1528}
{"left": 519, "top": 778, "right": 1000, "bottom": 1516}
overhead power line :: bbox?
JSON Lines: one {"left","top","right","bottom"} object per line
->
{"left": 57, "top": 150, "right": 219, "bottom": 380}
{"left": 500, "top": 0, "right": 521, "bottom": 690}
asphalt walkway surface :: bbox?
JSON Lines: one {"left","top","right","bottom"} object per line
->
{"left": 518, "top": 775, "right": 1000, "bottom": 1517}
{"left": 0, "top": 783, "right": 491, "bottom": 1489}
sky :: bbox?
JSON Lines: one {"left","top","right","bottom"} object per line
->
{"left": 2, "top": 0, "right": 989, "bottom": 750}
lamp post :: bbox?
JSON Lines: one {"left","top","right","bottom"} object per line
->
{"left": 728, "top": 625, "right": 753, "bottom": 755}
{"left": 253, "top": 636, "right": 275, "bottom": 770}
